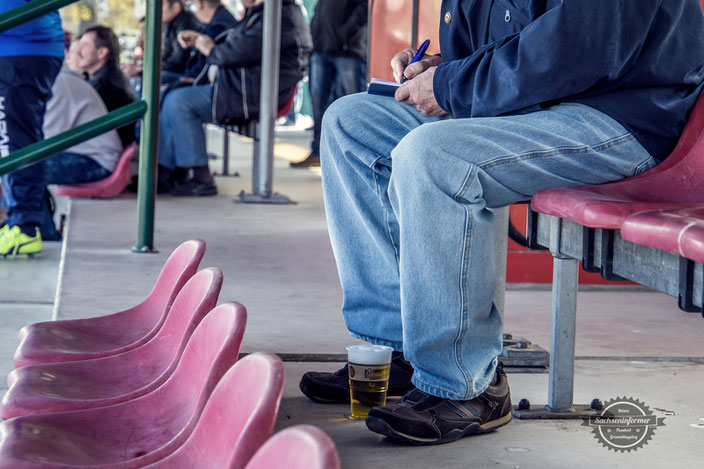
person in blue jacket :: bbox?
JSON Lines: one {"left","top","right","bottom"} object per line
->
{"left": 299, "top": 0, "right": 704, "bottom": 445}
{"left": 0, "top": 0, "right": 63, "bottom": 258}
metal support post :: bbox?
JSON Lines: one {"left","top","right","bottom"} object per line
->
{"left": 134, "top": 0, "right": 163, "bottom": 253}
{"left": 491, "top": 207, "right": 509, "bottom": 319}
{"left": 239, "top": 0, "right": 292, "bottom": 204}
{"left": 547, "top": 256, "right": 579, "bottom": 412}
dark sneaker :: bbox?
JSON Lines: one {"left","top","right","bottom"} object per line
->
{"left": 365, "top": 362, "right": 512, "bottom": 445}
{"left": 290, "top": 152, "right": 320, "bottom": 168}
{"left": 171, "top": 179, "right": 217, "bottom": 197}
{"left": 299, "top": 352, "right": 415, "bottom": 404}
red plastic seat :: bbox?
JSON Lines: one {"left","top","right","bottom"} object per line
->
{"left": 2, "top": 268, "right": 224, "bottom": 419}
{"left": 14, "top": 239, "right": 206, "bottom": 368}
{"left": 621, "top": 207, "right": 704, "bottom": 264}
{"left": 146, "top": 352, "right": 285, "bottom": 469}
{"left": 0, "top": 302, "right": 247, "bottom": 469}
{"left": 244, "top": 425, "right": 341, "bottom": 469}
{"left": 54, "top": 145, "right": 137, "bottom": 199}
{"left": 531, "top": 93, "right": 704, "bottom": 228}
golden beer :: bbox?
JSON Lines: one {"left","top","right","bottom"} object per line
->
{"left": 346, "top": 345, "right": 394, "bottom": 420}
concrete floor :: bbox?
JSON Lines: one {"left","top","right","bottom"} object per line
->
{"left": 1, "top": 126, "right": 702, "bottom": 467}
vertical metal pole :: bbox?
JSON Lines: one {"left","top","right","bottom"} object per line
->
{"left": 134, "top": 0, "right": 162, "bottom": 252}
{"left": 491, "top": 207, "right": 509, "bottom": 319}
{"left": 255, "top": 0, "right": 281, "bottom": 197}
{"left": 411, "top": 0, "right": 419, "bottom": 48}
{"left": 547, "top": 256, "right": 579, "bottom": 412}
{"left": 222, "top": 128, "right": 230, "bottom": 176}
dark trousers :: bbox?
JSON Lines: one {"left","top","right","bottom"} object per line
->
{"left": 309, "top": 53, "right": 366, "bottom": 155}
{"left": 0, "top": 55, "right": 62, "bottom": 229}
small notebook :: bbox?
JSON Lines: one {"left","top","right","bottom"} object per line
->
{"left": 367, "top": 78, "right": 401, "bottom": 97}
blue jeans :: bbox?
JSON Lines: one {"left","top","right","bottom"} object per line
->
{"left": 0, "top": 56, "right": 62, "bottom": 229}
{"left": 321, "top": 93, "right": 658, "bottom": 400}
{"left": 310, "top": 53, "right": 366, "bottom": 155}
{"left": 158, "top": 84, "right": 212, "bottom": 170}
{"left": 2, "top": 152, "right": 111, "bottom": 240}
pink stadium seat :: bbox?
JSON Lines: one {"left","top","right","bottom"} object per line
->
{"left": 146, "top": 353, "right": 285, "bottom": 469}
{"left": 531, "top": 93, "right": 704, "bottom": 228}
{"left": 244, "top": 425, "right": 341, "bottom": 469}
{"left": 621, "top": 207, "right": 704, "bottom": 264}
{"left": 54, "top": 145, "right": 137, "bottom": 198}
{"left": 14, "top": 239, "right": 206, "bottom": 368}
{"left": 0, "top": 302, "right": 247, "bottom": 469}
{"left": 2, "top": 268, "right": 224, "bottom": 419}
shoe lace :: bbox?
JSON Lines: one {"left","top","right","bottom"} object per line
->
{"left": 333, "top": 363, "right": 349, "bottom": 377}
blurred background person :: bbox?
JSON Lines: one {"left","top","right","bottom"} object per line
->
{"left": 290, "top": 0, "right": 367, "bottom": 168}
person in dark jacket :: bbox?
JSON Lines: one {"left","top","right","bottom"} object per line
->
{"left": 0, "top": 0, "right": 63, "bottom": 257}
{"left": 290, "top": 0, "right": 367, "bottom": 168}
{"left": 75, "top": 25, "right": 138, "bottom": 148}
{"left": 161, "top": 0, "right": 201, "bottom": 83}
{"left": 183, "top": 0, "right": 236, "bottom": 82}
{"left": 299, "top": 0, "right": 704, "bottom": 445}
{"left": 157, "top": 0, "right": 312, "bottom": 196}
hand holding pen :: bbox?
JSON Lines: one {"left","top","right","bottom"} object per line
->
{"left": 391, "top": 40, "right": 441, "bottom": 83}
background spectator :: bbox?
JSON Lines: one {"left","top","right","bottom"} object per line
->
{"left": 157, "top": 0, "right": 312, "bottom": 196}
{"left": 39, "top": 68, "right": 123, "bottom": 240}
{"left": 161, "top": 0, "right": 201, "bottom": 84}
{"left": 0, "top": 1, "right": 63, "bottom": 257}
{"left": 290, "top": 0, "right": 367, "bottom": 168}
{"left": 75, "top": 25, "right": 138, "bottom": 148}
{"left": 183, "top": 0, "right": 236, "bottom": 82}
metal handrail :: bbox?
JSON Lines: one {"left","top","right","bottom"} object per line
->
{"left": 0, "top": 101, "right": 147, "bottom": 175}
{"left": 0, "top": 0, "right": 162, "bottom": 252}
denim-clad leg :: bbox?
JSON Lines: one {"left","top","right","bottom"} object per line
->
{"left": 158, "top": 84, "right": 213, "bottom": 170}
{"left": 309, "top": 53, "right": 336, "bottom": 155}
{"left": 321, "top": 93, "right": 657, "bottom": 400}
{"left": 331, "top": 56, "right": 366, "bottom": 100}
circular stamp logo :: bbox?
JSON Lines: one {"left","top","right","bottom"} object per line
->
{"left": 581, "top": 397, "right": 666, "bottom": 452}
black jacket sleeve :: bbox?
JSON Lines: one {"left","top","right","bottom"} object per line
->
{"left": 206, "top": 14, "right": 264, "bottom": 69}
{"left": 339, "top": 0, "right": 367, "bottom": 41}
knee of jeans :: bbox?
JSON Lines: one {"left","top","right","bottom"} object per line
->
{"left": 390, "top": 126, "right": 436, "bottom": 181}
{"left": 319, "top": 94, "right": 365, "bottom": 161}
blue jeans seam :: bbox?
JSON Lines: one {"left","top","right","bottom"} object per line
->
{"left": 372, "top": 156, "right": 401, "bottom": 265}
{"left": 478, "top": 133, "right": 634, "bottom": 170}
{"left": 452, "top": 165, "right": 479, "bottom": 400}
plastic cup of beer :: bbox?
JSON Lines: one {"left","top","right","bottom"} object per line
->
{"left": 346, "top": 344, "right": 394, "bottom": 420}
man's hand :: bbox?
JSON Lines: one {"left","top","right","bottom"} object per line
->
{"left": 394, "top": 66, "right": 448, "bottom": 116}
{"left": 179, "top": 77, "right": 196, "bottom": 84}
{"left": 177, "top": 30, "right": 200, "bottom": 49}
{"left": 391, "top": 47, "right": 443, "bottom": 83}
{"left": 121, "top": 62, "right": 142, "bottom": 78}
{"left": 241, "top": 0, "right": 265, "bottom": 7}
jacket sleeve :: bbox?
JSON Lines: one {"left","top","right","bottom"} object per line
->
{"left": 206, "top": 16, "right": 264, "bottom": 69}
{"left": 433, "top": 0, "right": 661, "bottom": 118}
{"left": 162, "top": 17, "right": 201, "bottom": 73}
{"left": 338, "top": 0, "right": 367, "bottom": 40}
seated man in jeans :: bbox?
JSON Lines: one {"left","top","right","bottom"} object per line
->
{"left": 38, "top": 66, "right": 123, "bottom": 240}
{"left": 299, "top": 0, "right": 704, "bottom": 445}
{"left": 157, "top": 0, "right": 312, "bottom": 196}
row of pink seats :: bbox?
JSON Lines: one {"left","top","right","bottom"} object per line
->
{"left": 0, "top": 240, "right": 340, "bottom": 468}
{"left": 531, "top": 92, "right": 704, "bottom": 280}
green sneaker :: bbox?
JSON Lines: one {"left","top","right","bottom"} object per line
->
{"left": 0, "top": 225, "right": 42, "bottom": 258}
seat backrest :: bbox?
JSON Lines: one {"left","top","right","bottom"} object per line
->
{"left": 147, "top": 352, "right": 284, "bottom": 469}
{"left": 109, "top": 144, "right": 138, "bottom": 195}
{"left": 140, "top": 239, "right": 207, "bottom": 316}
{"left": 139, "top": 267, "right": 223, "bottom": 362}
{"left": 245, "top": 425, "right": 341, "bottom": 469}
{"left": 123, "top": 302, "right": 248, "bottom": 467}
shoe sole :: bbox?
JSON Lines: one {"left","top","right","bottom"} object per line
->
{"left": 365, "top": 411, "right": 512, "bottom": 446}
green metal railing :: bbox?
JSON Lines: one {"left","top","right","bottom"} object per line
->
{"left": 0, "top": 0, "right": 162, "bottom": 252}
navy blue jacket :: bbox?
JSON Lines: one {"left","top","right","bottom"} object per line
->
{"left": 0, "top": 0, "right": 63, "bottom": 57}
{"left": 433, "top": 0, "right": 704, "bottom": 160}
{"left": 185, "top": 5, "right": 236, "bottom": 79}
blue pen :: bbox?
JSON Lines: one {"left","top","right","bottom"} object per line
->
{"left": 401, "top": 39, "right": 431, "bottom": 83}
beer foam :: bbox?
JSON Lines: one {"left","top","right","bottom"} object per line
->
{"left": 346, "top": 344, "right": 394, "bottom": 365}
